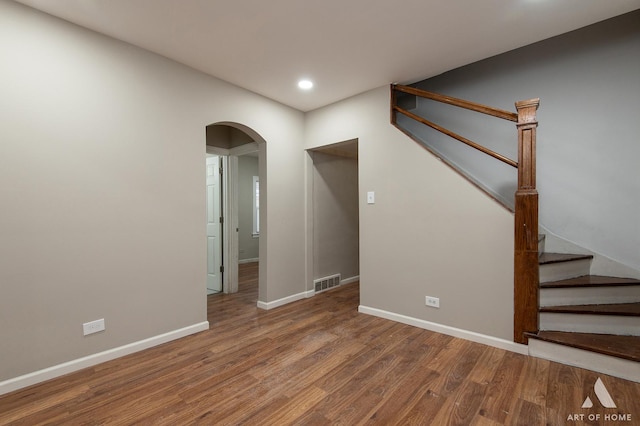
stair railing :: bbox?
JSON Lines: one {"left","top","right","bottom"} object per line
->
{"left": 391, "top": 84, "right": 540, "bottom": 344}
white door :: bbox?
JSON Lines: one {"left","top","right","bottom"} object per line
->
{"left": 206, "top": 156, "right": 222, "bottom": 293}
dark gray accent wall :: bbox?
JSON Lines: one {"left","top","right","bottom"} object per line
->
{"left": 401, "top": 10, "right": 640, "bottom": 271}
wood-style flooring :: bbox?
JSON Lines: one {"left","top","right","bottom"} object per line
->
{"left": 1, "top": 262, "right": 639, "bottom": 425}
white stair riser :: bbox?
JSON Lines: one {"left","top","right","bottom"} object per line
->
{"left": 539, "top": 313, "right": 640, "bottom": 336}
{"left": 528, "top": 339, "right": 640, "bottom": 383}
{"left": 540, "top": 286, "right": 640, "bottom": 307}
{"left": 540, "top": 259, "right": 591, "bottom": 283}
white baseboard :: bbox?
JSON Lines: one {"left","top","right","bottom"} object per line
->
{"left": 0, "top": 321, "right": 209, "bottom": 396}
{"left": 341, "top": 275, "right": 360, "bottom": 285}
{"left": 358, "top": 305, "right": 528, "bottom": 355}
{"left": 258, "top": 280, "right": 359, "bottom": 310}
{"left": 238, "top": 258, "right": 259, "bottom": 264}
{"left": 257, "top": 290, "right": 315, "bottom": 310}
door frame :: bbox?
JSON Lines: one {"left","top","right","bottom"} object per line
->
{"left": 305, "top": 139, "right": 361, "bottom": 294}
{"left": 205, "top": 154, "right": 223, "bottom": 293}
{"left": 206, "top": 148, "right": 231, "bottom": 292}
{"left": 206, "top": 142, "right": 259, "bottom": 293}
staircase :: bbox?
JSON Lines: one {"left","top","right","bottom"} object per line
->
{"left": 388, "top": 85, "right": 640, "bottom": 382}
{"left": 527, "top": 246, "right": 640, "bottom": 382}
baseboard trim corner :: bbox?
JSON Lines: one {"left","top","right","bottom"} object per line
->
{"left": 238, "top": 258, "right": 259, "bottom": 264}
{"left": 257, "top": 290, "right": 314, "bottom": 310}
{"left": 0, "top": 321, "right": 209, "bottom": 396}
{"left": 341, "top": 275, "right": 360, "bottom": 285}
{"left": 358, "top": 305, "right": 527, "bottom": 355}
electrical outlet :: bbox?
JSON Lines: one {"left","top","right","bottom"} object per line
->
{"left": 83, "top": 319, "right": 105, "bottom": 336}
{"left": 425, "top": 296, "right": 440, "bottom": 308}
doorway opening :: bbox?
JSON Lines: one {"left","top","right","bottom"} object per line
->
{"left": 307, "top": 139, "right": 360, "bottom": 296}
{"left": 206, "top": 153, "right": 224, "bottom": 295}
{"left": 205, "top": 122, "right": 266, "bottom": 299}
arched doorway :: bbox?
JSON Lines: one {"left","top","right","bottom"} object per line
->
{"left": 205, "top": 122, "right": 266, "bottom": 301}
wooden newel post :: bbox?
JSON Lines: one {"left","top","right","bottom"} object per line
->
{"left": 514, "top": 98, "right": 540, "bottom": 344}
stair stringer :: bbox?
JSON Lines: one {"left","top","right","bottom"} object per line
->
{"left": 528, "top": 338, "right": 640, "bottom": 383}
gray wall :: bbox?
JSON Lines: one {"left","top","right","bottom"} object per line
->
{"left": 0, "top": 1, "right": 305, "bottom": 384}
{"left": 312, "top": 152, "right": 359, "bottom": 281}
{"left": 238, "top": 155, "right": 259, "bottom": 261}
{"left": 403, "top": 10, "right": 640, "bottom": 272}
{"left": 306, "top": 87, "right": 515, "bottom": 342}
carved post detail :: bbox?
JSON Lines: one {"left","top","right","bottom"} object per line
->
{"left": 514, "top": 98, "right": 540, "bottom": 344}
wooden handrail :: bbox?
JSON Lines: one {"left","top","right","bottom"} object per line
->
{"left": 390, "top": 84, "right": 540, "bottom": 345}
{"left": 393, "top": 105, "right": 518, "bottom": 168}
{"left": 394, "top": 84, "right": 518, "bottom": 122}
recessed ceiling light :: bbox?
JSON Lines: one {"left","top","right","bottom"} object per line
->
{"left": 298, "top": 79, "right": 314, "bottom": 90}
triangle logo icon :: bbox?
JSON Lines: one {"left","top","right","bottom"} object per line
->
{"left": 581, "top": 396, "right": 593, "bottom": 409}
{"left": 582, "top": 378, "right": 617, "bottom": 409}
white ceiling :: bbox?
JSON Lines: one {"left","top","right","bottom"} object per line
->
{"left": 15, "top": 0, "right": 640, "bottom": 112}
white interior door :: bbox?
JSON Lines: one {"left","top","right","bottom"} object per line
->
{"left": 206, "top": 156, "right": 222, "bottom": 293}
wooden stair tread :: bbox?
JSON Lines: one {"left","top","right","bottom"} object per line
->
{"left": 538, "top": 252, "right": 593, "bottom": 265}
{"left": 527, "top": 331, "right": 640, "bottom": 362}
{"left": 540, "top": 302, "right": 640, "bottom": 316}
{"left": 541, "top": 275, "right": 640, "bottom": 288}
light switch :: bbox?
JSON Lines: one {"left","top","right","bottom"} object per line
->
{"left": 367, "top": 191, "right": 375, "bottom": 204}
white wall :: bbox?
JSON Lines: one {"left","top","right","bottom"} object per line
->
{"left": 305, "top": 87, "right": 515, "bottom": 341}
{"left": 0, "top": 1, "right": 304, "bottom": 385}
{"left": 406, "top": 10, "right": 640, "bottom": 273}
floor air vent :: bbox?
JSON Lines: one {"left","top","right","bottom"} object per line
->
{"left": 314, "top": 274, "right": 341, "bottom": 293}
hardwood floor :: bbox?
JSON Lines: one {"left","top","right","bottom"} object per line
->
{"left": 1, "top": 262, "right": 639, "bottom": 425}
